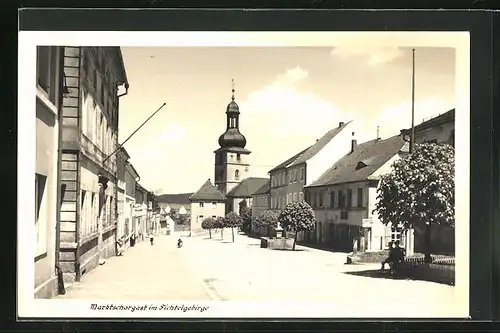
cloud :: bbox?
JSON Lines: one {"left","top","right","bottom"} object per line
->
{"left": 241, "top": 66, "right": 355, "bottom": 138}
{"left": 273, "top": 66, "right": 309, "bottom": 86}
{"left": 331, "top": 44, "right": 405, "bottom": 66}
{"left": 372, "top": 96, "right": 453, "bottom": 139}
{"left": 158, "top": 124, "right": 186, "bottom": 142}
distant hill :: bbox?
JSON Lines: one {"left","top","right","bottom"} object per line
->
{"left": 156, "top": 193, "right": 194, "bottom": 205}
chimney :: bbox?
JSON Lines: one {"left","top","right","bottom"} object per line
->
{"left": 339, "top": 121, "right": 345, "bottom": 128}
{"left": 351, "top": 132, "right": 357, "bottom": 153}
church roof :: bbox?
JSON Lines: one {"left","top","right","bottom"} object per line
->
{"left": 189, "top": 179, "right": 227, "bottom": 202}
{"left": 226, "top": 177, "right": 269, "bottom": 198}
{"left": 252, "top": 179, "right": 270, "bottom": 196}
{"left": 307, "top": 134, "right": 407, "bottom": 188}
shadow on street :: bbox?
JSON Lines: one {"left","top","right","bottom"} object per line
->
{"left": 343, "top": 269, "right": 454, "bottom": 286}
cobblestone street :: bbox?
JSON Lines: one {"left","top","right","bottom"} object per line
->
{"left": 56, "top": 233, "right": 212, "bottom": 300}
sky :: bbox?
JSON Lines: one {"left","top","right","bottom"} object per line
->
{"left": 117, "top": 45, "right": 455, "bottom": 194}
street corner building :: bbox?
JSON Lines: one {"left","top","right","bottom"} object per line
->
{"left": 303, "top": 133, "right": 410, "bottom": 253}
{"left": 35, "top": 46, "right": 65, "bottom": 298}
{"left": 267, "top": 120, "right": 355, "bottom": 241}
{"left": 56, "top": 46, "right": 129, "bottom": 287}
{"left": 189, "top": 179, "right": 226, "bottom": 235}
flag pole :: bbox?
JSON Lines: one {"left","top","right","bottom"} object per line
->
{"left": 103, "top": 102, "right": 167, "bottom": 164}
{"left": 410, "top": 48, "right": 416, "bottom": 154}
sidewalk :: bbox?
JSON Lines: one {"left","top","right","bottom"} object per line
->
{"left": 56, "top": 234, "right": 212, "bottom": 300}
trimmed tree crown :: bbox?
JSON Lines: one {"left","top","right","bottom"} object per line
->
{"left": 253, "top": 210, "right": 280, "bottom": 229}
{"left": 224, "top": 211, "right": 243, "bottom": 228}
{"left": 278, "top": 201, "right": 316, "bottom": 232}
{"left": 201, "top": 217, "right": 215, "bottom": 230}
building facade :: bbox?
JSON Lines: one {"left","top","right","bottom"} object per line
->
{"left": 124, "top": 162, "right": 139, "bottom": 248}
{"left": 57, "top": 47, "right": 128, "bottom": 284}
{"left": 116, "top": 147, "right": 130, "bottom": 253}
{"left": 304, "top": 134, "right": 408, "bottom": 252}
{"left": 35, "top": 46, "right": 65, "bottom": 298}
{"left": 189, "top": 179, "right": 226, "bottom": 234}
{"left": 225, "top": 177, "right": 268, "bottom": 214}
{"left": 134, "top": 184, "right": 149, "bottom": 243}
{"left": 251, "top": 180, "right": 271, "bottom": 234}
{"left": 268, "top": 121, "right": 355, "bottom": 240}
{"left": 214, "top": 87, "right": 252, "bottom": 201}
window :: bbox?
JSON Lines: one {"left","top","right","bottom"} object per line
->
{"left": 36, "top": 47, "right": 52, "bottom": 95}
{"left": 199, "top": 215, "right": 204, "bottom": 220}
{"left": 199, "top": 202, "right": 204, "bottom": 208}
{"left": 391, "top": 225, "right": 402, "bottom": 243}
{"left": 81, "top": 190, "right": 87, "bottom": 237}
{"left": 293, "top": 193, "right": 297, "bottom": 202}
{"left": 318, "top": 192, "right": 323, "bottom": 207}
{"left": 340, "top": 210, "right": 348, "bottom": 220}
{"left": 236, "top": 154, "right": 241, "bottom": 161}
{"left": 300, "top": 168, "right": 304, "bottom": 180}
{"left": 91, "top": 193, "right": 96, "bottom": 233}
{"left": 305, "top": 192, "right": 310, "bottom": 204}
{"left": 281, "top": 173, "right": 285, "bottom": 185}
{"left": 330, "top": 191, "right": 335, "bottom": 208}
{"left": 294, "top": 171, "right": 298, "bottom": 182}
{"left": 212, "top": 202, "right": 217, "bottom": 209}
{"left": 347, "top": 189, "right": 352, "bottom": 208}
{"left": 299, "top": 192, "right": 304, "bottom": 202}
{"left": 235, "top": 169, "right": 240, "bottom": 180}
{"left": 312, "top": 192, "right": 316, "bottom": 207}
{"left": 212, "top": 215, "right": 217, "bottom": 219}
{"left": 338, "top": 190, "right": 345, "bottom": 208}
{"left": 35, "top": 174, "right": 47, "bottom": 257}
{"left": 357, "top": 188, "right": 363, "bottom": 207}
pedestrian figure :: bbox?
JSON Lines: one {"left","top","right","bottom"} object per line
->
{"left": 381, "top": 241, "right": 396, "bottom": 271}
{"left": 150, "top": 234, "right": 154, "bottom": 246}
{"left": 177, "top": 238, "right": 183, "bottom": 248}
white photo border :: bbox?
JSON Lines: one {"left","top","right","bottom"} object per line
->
{"left": 18, "top": 31, "right": 470, "bottom": 319}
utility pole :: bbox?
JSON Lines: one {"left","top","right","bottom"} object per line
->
{"left": 103, "top": 102, "right": 167, "bottom": 164}
{"left": 410, "top": 48, "right": 416, "bottom": 154}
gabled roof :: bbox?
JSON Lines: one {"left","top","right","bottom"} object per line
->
{"left": 253, "top": 179, "right": 270, "bottom": 196}
{"left": 268, "top": 146, "right": 311, "bottom": 173}
{"left": 307, "top": 134, "right": 407, "bottom": 187}
{"left": 268, "top": 121, "right": 351, "bottom": 173}
{"left": 156, "top": 193, "right": 194, "bottom": 205}
{"left": 401, "top": 109, "right": 455, "bottom": 134}
{"left": 189, "top": 179, "right": 226, "bottom": 202}
{"left": 226, "top": 177, "right": 269, "bottom": 198}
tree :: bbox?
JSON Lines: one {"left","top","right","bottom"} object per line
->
{"left": 254, "top": 210, "right": 280, "bottom": 236}
{"left": 239, "top": 206, "right": 252, "bottom": 234}
{"left": 373, "top": 142, "right": 455, "bottom": 262}
{"left": 201, "top": 217, "right": 215, "bottom": 239}
{"left": 213, "top": 216, "right": 225, "bottom": 239}
{"left": 278, "top": 202, "right": 316, "bottom": 250}
{"left": 224, "top": 212, "right": 243, "bottom": 242}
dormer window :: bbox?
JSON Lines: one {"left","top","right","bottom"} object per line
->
{"left": 356, "top": 161, "right": 367, "bottom": 170}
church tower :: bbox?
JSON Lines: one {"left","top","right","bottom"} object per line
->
{"left": 214, "top": 80, "right": 251, "bottom": 195}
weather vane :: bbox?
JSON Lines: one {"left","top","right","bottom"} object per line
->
{"left": 231, "top": 78, "right": 235, "bottom": 101}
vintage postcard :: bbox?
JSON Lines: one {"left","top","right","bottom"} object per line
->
{"left": 19, "top": 31, "right": 470, "bottom": 318}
